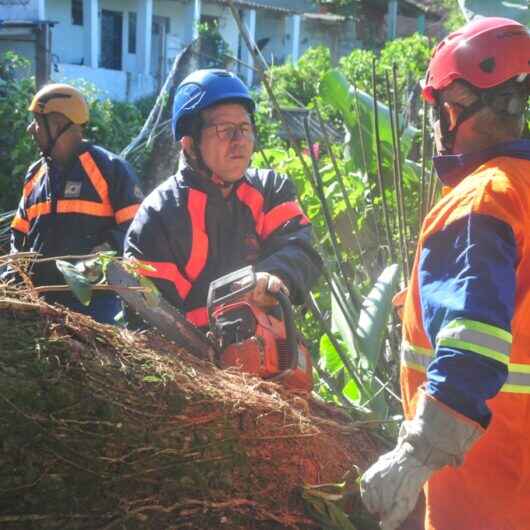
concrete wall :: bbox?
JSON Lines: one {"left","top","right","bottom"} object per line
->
{"left": 47, "top": 0, "right": 84, "bottom": 65}
{"left": 53, "top": 62, "right": 156, "bottom": 101}
{"left": 299, "top": 18, "right": 336, "bottom": 60}
{"left": 46, "top": 0, "right": 163, "bottom": 100}
{"left": 154, "top": 0, "right": 190, "bottom": 65}
{"left": 0, "top": 0, "right": 44, "bottom": 20}
{"left": 255, "top": 11, "right": 287, "bottom": 65}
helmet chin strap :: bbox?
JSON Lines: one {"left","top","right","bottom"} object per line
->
{"left": 41, "top": 114, "right": 73, "bottom": 160}
{"left": 189, "top": 142, "right": 233, "bottom": 189}
{"left": 434, "top": 79, "right": 530, "bottom": 155}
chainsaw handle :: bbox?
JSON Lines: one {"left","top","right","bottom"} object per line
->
{"left": 274, "top": 291, "right": 298, "bottom": 370}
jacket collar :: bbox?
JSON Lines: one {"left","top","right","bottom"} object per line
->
{"left": 178, "top": 160, "right": 248, "bottom": 197}
{"left": 434, "top": 139, "right": 530, "bottom": 188}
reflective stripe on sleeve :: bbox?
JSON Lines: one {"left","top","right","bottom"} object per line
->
{"left": 402, "top": 340, "right": 530, "bottom": 393}
{"left": 27, "top": 201, "right": 52, "bottom": 221}
{"left": 437, "top": 319, "right": 512, "bottom": 365}
{"left": 23, "top": 164, "right": 46, "bottom": 198}
{"left": 401, "top": 341, "right": 434, "bottom": 372}
{"left": 261, "top": 201, "right": 309, "bottom": 239}
{"left": 11, "top": 214, "right": 30, "bottom": 234}
{"left": 502, "top": 363, "right": 530, "bottom": 394}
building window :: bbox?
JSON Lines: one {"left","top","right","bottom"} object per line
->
{"left": 72, "top": 0, "right": 83, "bottom": 26}
{"left": 129, "top": 12, "right": 137, "bottom": 54}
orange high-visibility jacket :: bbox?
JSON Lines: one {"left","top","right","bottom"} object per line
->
{"left": 402, "top": 141, "right": 530, "bottom": 530}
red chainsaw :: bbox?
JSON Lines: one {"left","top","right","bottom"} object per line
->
{"left": 207, "top": 266, "right": 313, "bottom": 392}
{"left": 107, "top": 262, "right": 313, "bottom": 392}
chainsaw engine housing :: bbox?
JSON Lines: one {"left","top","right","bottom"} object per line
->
{"left": 208, "top": 267, "right": 313, "bottom": 392}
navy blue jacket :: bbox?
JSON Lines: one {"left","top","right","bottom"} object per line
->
{"left": 124, "top": 164, "right": 322, "bottom": 327}
{"left": 8, "top": 142, "right": 142, "bottom": 322}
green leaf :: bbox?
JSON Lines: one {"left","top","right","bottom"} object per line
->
{"left": 319, "top": 334, "right": 344, "bottom": 375}
{"left": 139, "top": 276, "right": 161, "bottom": 307}
{"left": 330, "top": 279, "right": 360, "bottom": 360}
{"left": 342, "top": 379, "right": 361, "bottom": 403}
{"left": 56, "top": 259, "right": 93, "bottom": 306}
{"left": 318, "top": 70, "right": 357, "bottom": 130}
{"left": 143, "top": 375, "right": 162, "bottom": 383}
{"left": 302, "top": 483, "right": 358, "bottom": 530}
{"left": 319, "top": 68, "right": 420, "bottom": 180}
{"left": 356, "top": 263, "right": 400, "bottom": 372}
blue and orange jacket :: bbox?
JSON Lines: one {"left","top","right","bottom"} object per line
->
{"left": 8, "top": 142, "right": 142, "bottom": 313}
{"left": 401, "top": 140, "right": 530, "bottom": 529}
{"left": 124, "top": 163, "right": 322, "bottom": 328}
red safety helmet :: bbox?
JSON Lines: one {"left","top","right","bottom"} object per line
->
{"left": 423, "top": 17, "right": 530, "bottom": 104}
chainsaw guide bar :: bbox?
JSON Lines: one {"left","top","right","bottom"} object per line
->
{"left": 107, "top": 261, "right": 218, "bottom": 362}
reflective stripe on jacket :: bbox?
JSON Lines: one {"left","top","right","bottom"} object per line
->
{"left": 10, "top": 142, "right": 142, "bottom": 289}
{"left": 124, "top": 164, "right": 322, "bottom": 327}
{"left": 402, "top": 145, "right": 530, "bottom": 529}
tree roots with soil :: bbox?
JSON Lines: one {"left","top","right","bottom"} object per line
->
{"left": 0, "top": 277, "right": 381, "bottom": 529}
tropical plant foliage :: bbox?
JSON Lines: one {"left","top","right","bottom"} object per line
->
{"left": 251, "top": 34, "right": 438, "bottom": 431}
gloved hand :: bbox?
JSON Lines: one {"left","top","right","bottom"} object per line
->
{"left": 360, "top": 390, "right": 483, "bottom": 530}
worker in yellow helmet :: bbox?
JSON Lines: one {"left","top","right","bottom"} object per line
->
{"left": 4, "top": 83, "right": 144, "bottom": 323}
{"left": 27, "top": 83, "right": 90, "bottom": 158}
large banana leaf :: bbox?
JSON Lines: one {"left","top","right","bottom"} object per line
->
{"left": 319, "top": 69, "right": 420, "bottom": 181}
{"left": 356, "top": 263, "right": 400, "bottom": 373}
{"left": 329, "top": 264, "right": 400, "bottom": 416}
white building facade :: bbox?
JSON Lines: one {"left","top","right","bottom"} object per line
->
{"left": 0, "top": 0, "right": 354, "bottom": 101}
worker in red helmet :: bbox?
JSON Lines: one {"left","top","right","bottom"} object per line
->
{"left": 360, "top": 17, "right": 530, "bottom": 530}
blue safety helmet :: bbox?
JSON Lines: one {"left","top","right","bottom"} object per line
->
{"left": 171, "top": 69, "right": 255, "bottom": 141}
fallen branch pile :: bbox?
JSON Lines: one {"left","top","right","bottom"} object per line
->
{"left": 0, "top": 285, "right": 380, "bottom": 530}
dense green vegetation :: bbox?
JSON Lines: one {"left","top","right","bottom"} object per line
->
{"left": 251, "top": 34, "right": 435, "bottom": 426}
{"left": 0, "top": 52, "right": 153, "bottom": 212}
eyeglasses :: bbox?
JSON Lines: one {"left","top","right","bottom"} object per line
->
{"left": 203, "top": 122, "right": 255, "bottom": 141}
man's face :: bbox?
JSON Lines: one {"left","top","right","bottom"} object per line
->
{"left": 198, "top": 103, "right": 254, "bottom": 183}
{"left": 27, "top": 114, "right": 52, "bottom": 153}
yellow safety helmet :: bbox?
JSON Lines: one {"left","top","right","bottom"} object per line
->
{"left": 28, "top": 83, "right": 89, "bottom": 124}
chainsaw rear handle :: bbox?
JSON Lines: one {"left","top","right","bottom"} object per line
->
{"left": 274, "top": 290, "right": 299, "bottom": 370}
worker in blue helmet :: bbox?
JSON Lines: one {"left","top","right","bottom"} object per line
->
{"left": 124, "top": 69, "right": 322, "bottom": 328}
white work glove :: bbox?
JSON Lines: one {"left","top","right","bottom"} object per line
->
{"left": 360, "top": 390, "right": 483, "bottom": 530}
